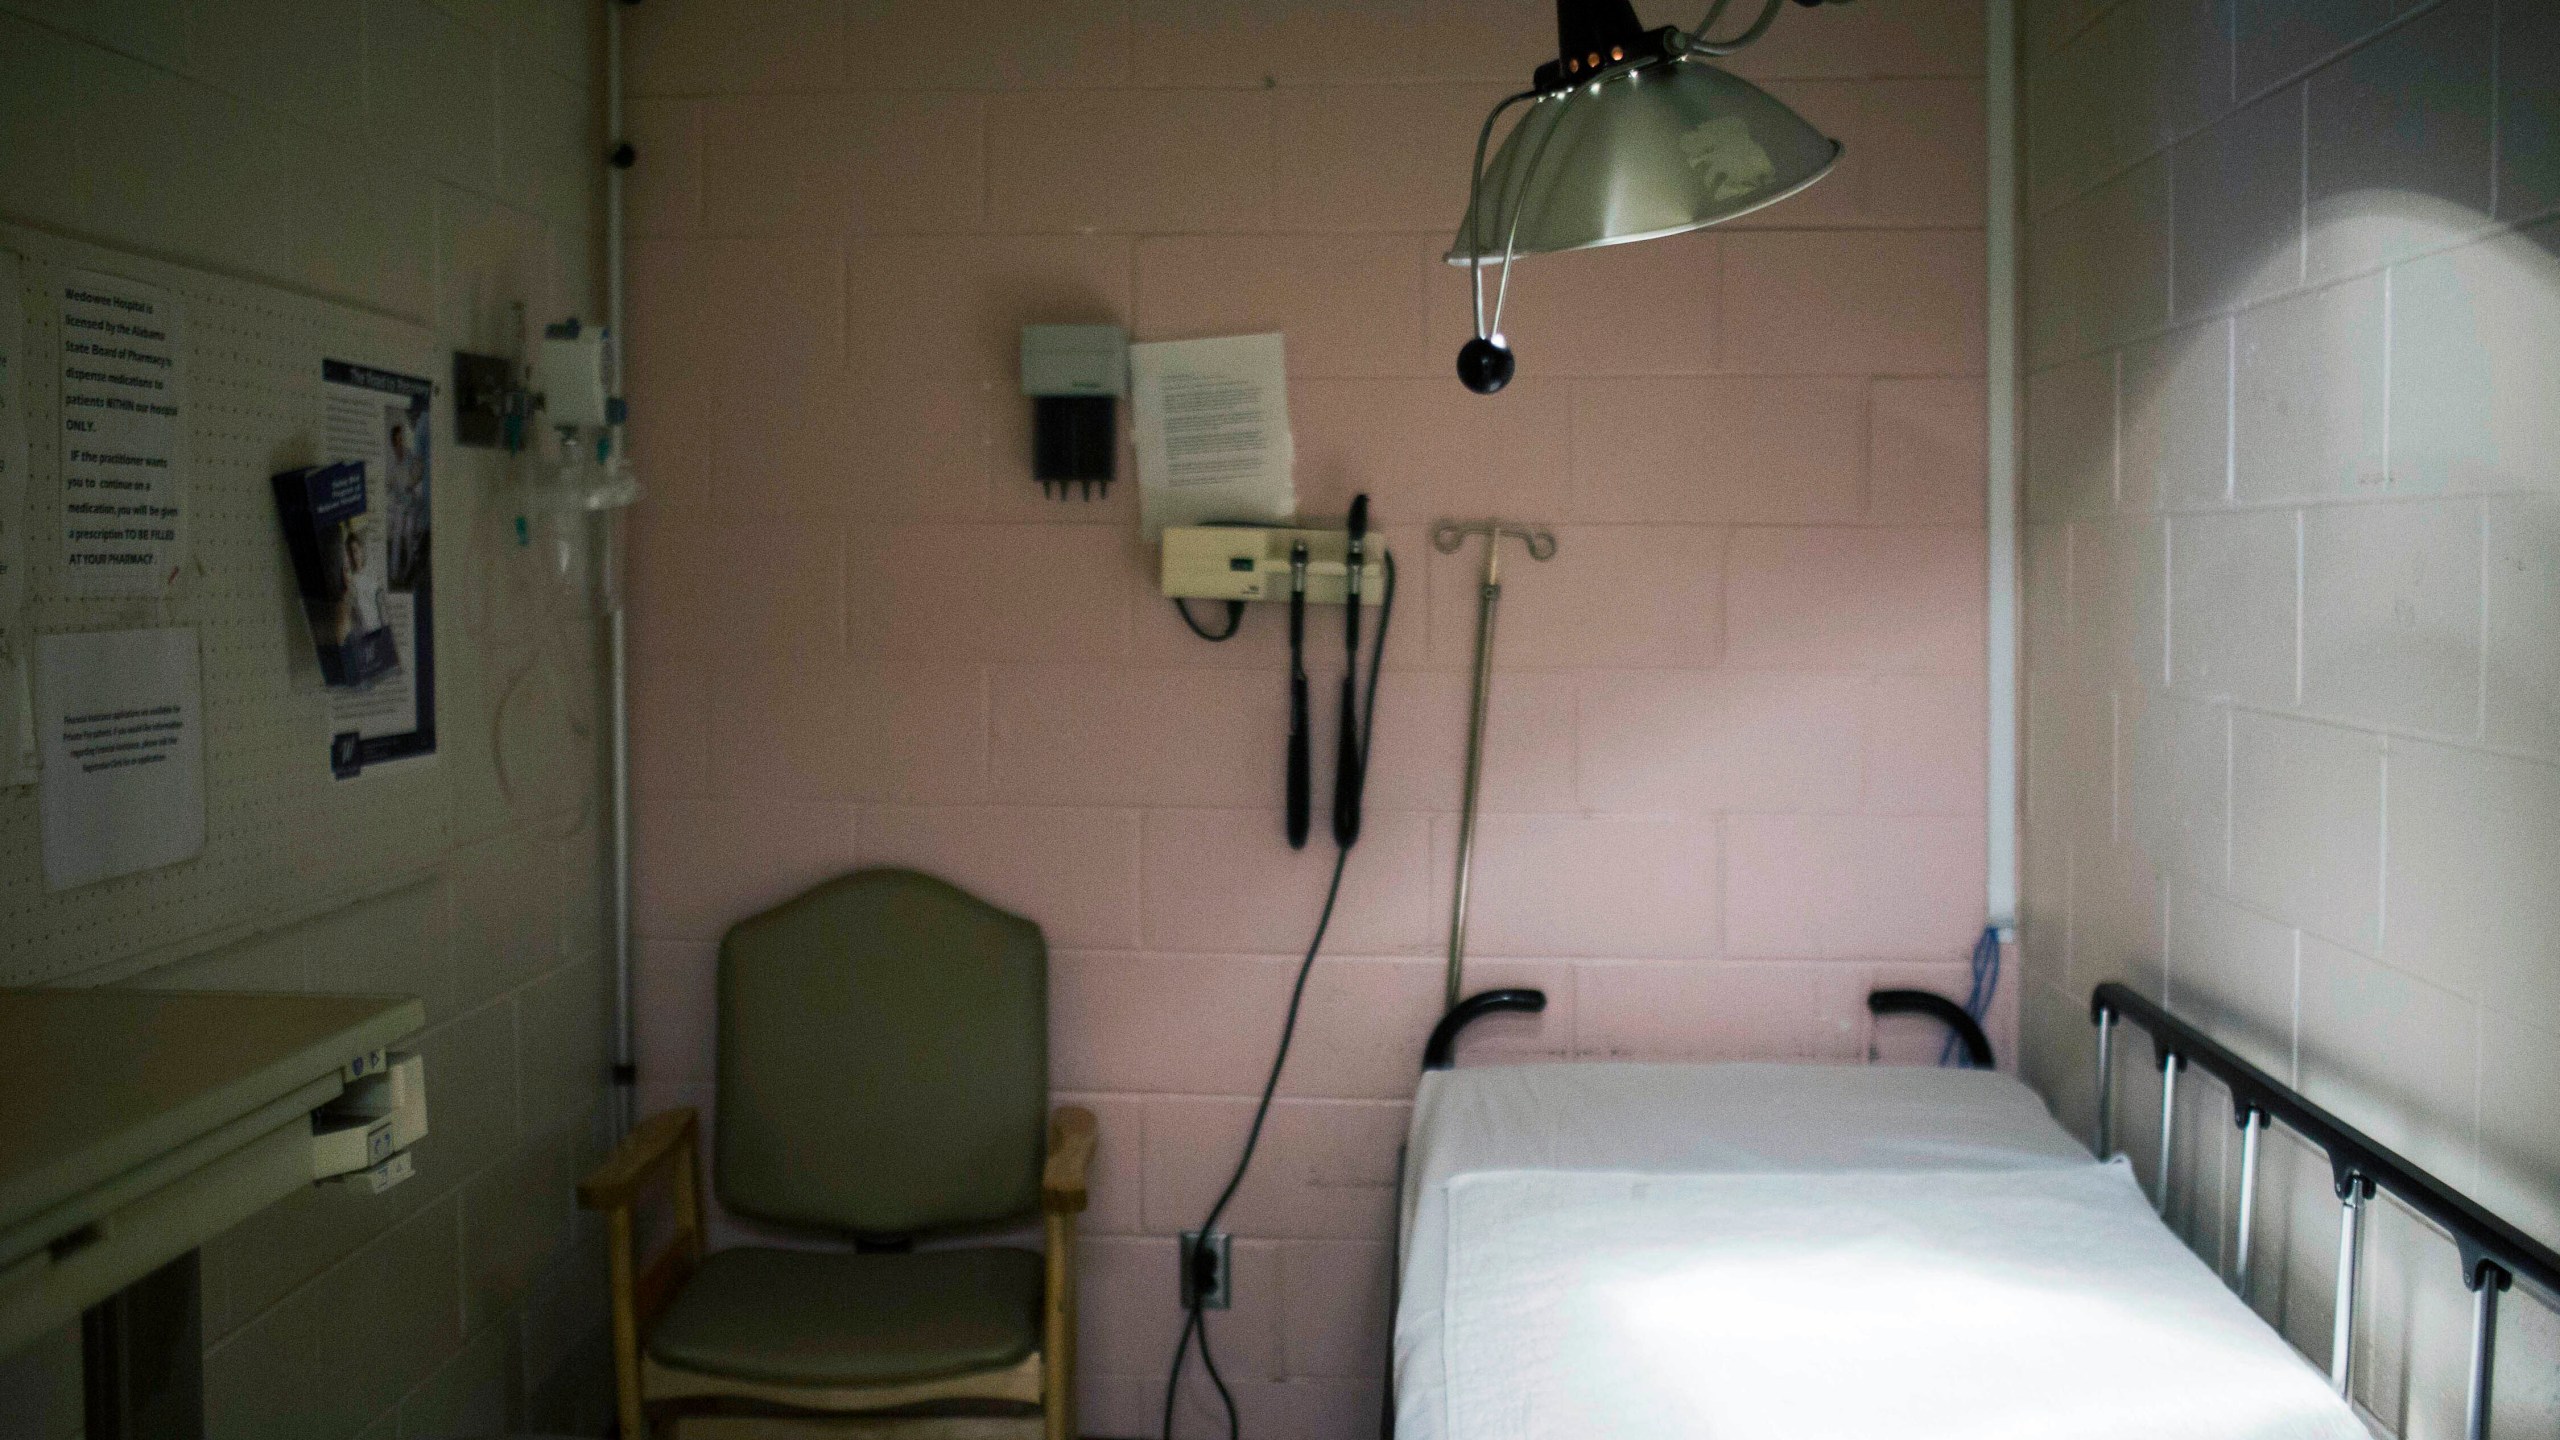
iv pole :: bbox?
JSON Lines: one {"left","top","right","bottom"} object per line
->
{"left": 1432, "top": 519, "right": 1558, "bottom": 1010}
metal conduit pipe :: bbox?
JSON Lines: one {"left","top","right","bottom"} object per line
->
{"left": 604, "top": 0, "right": 636, "bottom": 1138}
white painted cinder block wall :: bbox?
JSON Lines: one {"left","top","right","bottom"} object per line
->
{"left": 2015, "top": 0, "right": 2560, "bottom": 1431}
{"left": 0, "top": 2, "right": 617, "bottom": 1438}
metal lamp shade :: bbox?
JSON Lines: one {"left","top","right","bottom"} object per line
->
{"left": 1447, "top": 59, "right": 1841, "bottom": 263}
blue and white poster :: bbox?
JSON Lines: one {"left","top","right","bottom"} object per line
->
{"left": 320, "top": 359, "right": 435, "bottom": 778}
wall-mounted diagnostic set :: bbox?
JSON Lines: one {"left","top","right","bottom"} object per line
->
{"left": 1156, "top": 496, "right": 1385, "bottom": 856}
{"left": 1158, "top": 525, "right": 1386, "bottom": 607}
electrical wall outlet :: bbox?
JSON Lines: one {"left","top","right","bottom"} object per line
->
{"left": 1178, "top": 1230, "right": 1232, "bottom": 1311}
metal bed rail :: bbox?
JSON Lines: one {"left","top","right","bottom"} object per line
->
{"left": 1422, "top": 986, "right": 1996, "bottom": 1072}
{"left": 1399, "top": 984, "right": 1998, "bottom": 1439}
{"left": 2091, "top": 981, "right": 2558, "bottom": 1440}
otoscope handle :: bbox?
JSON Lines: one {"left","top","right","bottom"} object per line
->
{"left": 1333, "top": 677, "right": 1362, "bottom": 848}
{"left": 1287, "top": 676, "right": 1311, "bottom": 849}
{"left": 1334, "top": 496, "right": 1371, "bottom": 849}
{"left": 1343, "top": 495, "right": 1368, "bottom": 648}
{"left": 1287, "top": 541, "right": 1312, "bottom": 849}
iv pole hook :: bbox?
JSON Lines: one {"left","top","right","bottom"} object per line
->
{"left": 1432, "top": 520, "right": 1559, "bottom": 1011}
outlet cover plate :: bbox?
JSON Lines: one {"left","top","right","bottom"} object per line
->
{"left": 1178, "top": 1230, "right": 1232, "bottom": 1310}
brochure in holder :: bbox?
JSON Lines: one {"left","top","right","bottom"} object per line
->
{"left": 271, "top": 460, "right": 399, "bottom": 688}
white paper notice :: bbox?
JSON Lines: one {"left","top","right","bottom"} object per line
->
{"left": 37, "top": 628, "right": 206, "bottom": 891}
{"left": 0, "top": 249, "right": 32, "bottom": 786}
{"left": 59, "top": 271, "right": 184, "bottom": 595}
{"left": 1131, "top": 333, "right": 1296, "bottom": 542}
{"left": 0, "top": 250, "right": 27, "bottom": 631}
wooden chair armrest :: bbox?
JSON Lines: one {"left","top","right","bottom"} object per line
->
{"left": 1043, "top": 1105, "right": 1098, "bottom": 1214}
{"left": 583, "top": 1108, "right": 705, "bottom": 1440}
{"left": 578, "top": 1106, "right": 698, "bottom": 1212}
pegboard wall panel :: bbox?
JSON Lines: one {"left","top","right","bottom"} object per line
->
{"left": 0, "top": 223, "right": 457, "bottom": 985}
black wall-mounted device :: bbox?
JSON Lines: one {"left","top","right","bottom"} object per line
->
{"left": 1021, "top": 324, "right": 1126, "bottom": 500}
{"left": 1032, "top": 395, "right": 1115, "bottom": 497}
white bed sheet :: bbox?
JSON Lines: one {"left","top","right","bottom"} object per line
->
{"left": 1394, "top": 1063, "right": 2366, "bottom": 1440}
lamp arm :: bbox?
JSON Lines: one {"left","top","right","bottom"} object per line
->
{"left": 1489, "top": 92, "right": 1573, "bottom": 337}
{"left": 1686, "top": 0, "right": 1785, "bottom": 53}
{"left": 1465, "top": 90, "right": 1540, "bottom": 337}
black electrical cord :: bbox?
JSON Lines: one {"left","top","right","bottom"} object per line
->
{"left": 1162, "top": 551, "right": 1395, "bottom": 1440}
{"left": 1175, "top": 597, "right": 1247, "bottom": 641}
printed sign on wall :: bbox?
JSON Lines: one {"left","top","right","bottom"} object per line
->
{"left": 58, "top": 271, "right": 184, "bottom": 595}
{"left": 0, "top": 249, "right": 32, "bottom": 785}
{"left": 37, "top": 627, "right": 206, "bottom": 890}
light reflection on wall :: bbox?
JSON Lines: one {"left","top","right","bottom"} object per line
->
{"left": 2024, "top": 60, "right": 2560, "bottom": 1434}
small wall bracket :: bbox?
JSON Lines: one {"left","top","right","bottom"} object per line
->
{"left": 451, "top": 351, "right": 518, "bottom": 449}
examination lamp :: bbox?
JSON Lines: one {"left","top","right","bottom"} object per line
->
{"left": 1451, "top": 0, "right": 1846, "bottom": 394}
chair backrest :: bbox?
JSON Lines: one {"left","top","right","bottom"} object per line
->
{"left": 714, "top": 868, "right": 1047, "bottom": 1238}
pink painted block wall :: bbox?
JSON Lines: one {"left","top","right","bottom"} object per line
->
{"left": 623, "top": 2, "right": 1989, "bottom": 1434}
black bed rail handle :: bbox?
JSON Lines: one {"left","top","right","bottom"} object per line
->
{"left": 1423, "top": 988, "right": 1547, "bottom": 1071}
{"left": 2091, "top": 981, "right": 2560, "bottom": 1310}
{"left": 1866, "top": 988, "right": 1994, "bottom": 1069}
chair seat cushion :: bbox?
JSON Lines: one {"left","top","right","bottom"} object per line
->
{"left": 647, "top": 1245, "right": 1043, "bottom": 1387}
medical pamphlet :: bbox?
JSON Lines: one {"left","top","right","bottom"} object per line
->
{"left": 318, "top": 360, "right": 435, "bottom": 778}
{"left": 58, "top": 271, "right": 183, "bottom": 595}
{"left": 273, "top": 460, "right": 401, "bottom": 689}
{"left": 1131, "top": 333, "right": 1296, "bottom": 541}
{"left": 37, "top": 627, "right": 206, "bottom": 890}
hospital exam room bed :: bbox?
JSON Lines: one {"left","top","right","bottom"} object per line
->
{"left": 1391, "top": 984, "right": 2557, "bottom": 1440}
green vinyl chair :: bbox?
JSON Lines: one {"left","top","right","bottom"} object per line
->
{"left": 578, "top": 869, "right": 1096, "bottom": 1440}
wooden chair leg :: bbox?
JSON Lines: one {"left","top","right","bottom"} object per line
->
{"left": 1043, "top": 1209, "right": 1076, "bottom": 1440}
{"left": 581, "top": 1108, "right": 704, "bottom": 1440}
{"left": 606, "top": 1206, "right": 649, "bottom": 1440}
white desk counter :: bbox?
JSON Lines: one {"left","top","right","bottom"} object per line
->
{"left": 0, "top": 988, "right": 425, "bottom": 1432}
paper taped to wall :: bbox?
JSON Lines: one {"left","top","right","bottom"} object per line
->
{"left": 1131, "top": 333, "right": 1295, "bottom": 541}
{"left": 37, "top": 627, "right": 206, "bottom": 891}
{"left": 0, "top": 249, "right": 32, "bottom": 786}
{"left": 58, "top": 271, "right": 184, "bottom": 596}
